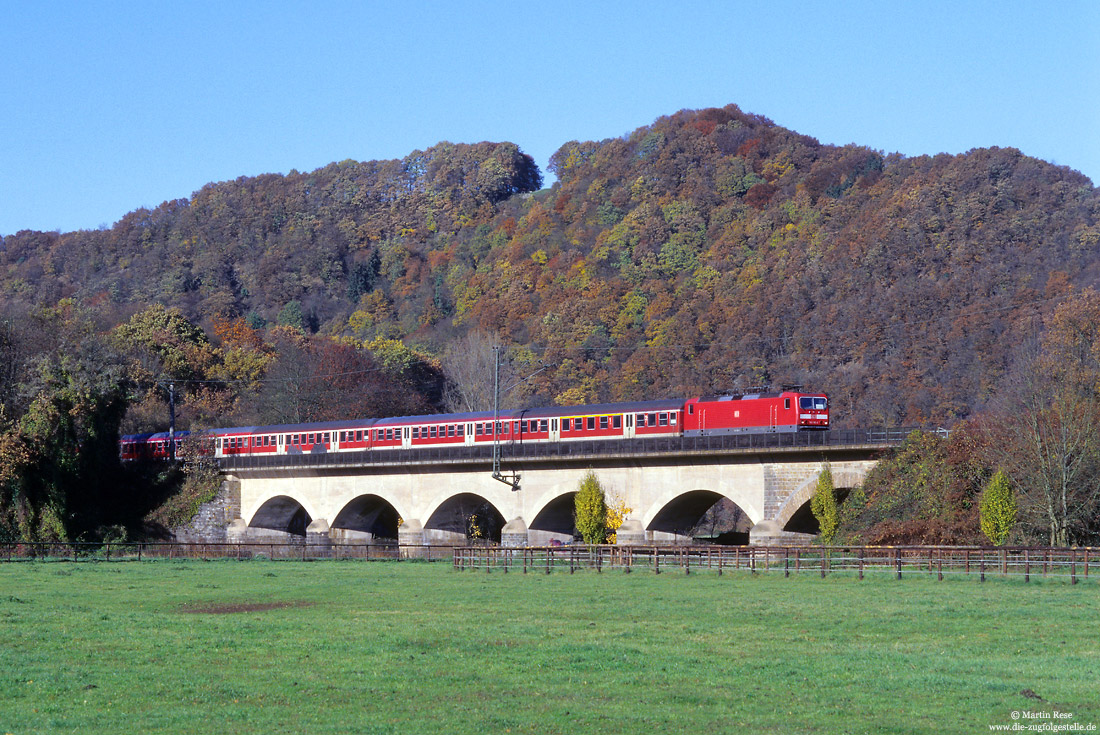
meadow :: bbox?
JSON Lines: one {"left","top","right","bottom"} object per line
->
{"left": 1, "top": 560, "right": 1097, "bottom": 734}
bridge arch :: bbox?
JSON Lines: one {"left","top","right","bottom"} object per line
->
{"left": 424, "top": 492, "right": 507, "bottom": 543}
{"left": 644, "top": 489, "right": 755, "bottom": 543}
{"left": 332, "top": 494, "right": 402, "bottom": 542}
{"left": 642, "top": 484, "right": 761, "bottom": 530}
{"left": 247, "top": 494, "right": 315, "bottom": 536}
{"left": 774, "top": 465, "right": 869, "bottom": 532}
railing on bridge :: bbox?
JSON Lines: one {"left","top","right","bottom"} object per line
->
{"left": 219, "top": 427, "right": 917, "bottom": 472}
{"left": 453, "top": 545, "right": 1098, "bottom": 583}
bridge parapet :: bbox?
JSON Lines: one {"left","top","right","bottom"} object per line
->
{"left": 219, "top": 427, "right": 913, "bottom": 474}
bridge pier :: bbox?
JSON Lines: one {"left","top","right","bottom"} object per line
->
{"left": 748, "top": 520, "right": 815, "bottom": 546}
{"left": 306, "top": 519, "right": 332, "bottom": 555}
{"left": 398, "top": 519, "right": 425, "bottom": 549}
{"left": 501, "top": 518, "right": 528, "bottom": 547}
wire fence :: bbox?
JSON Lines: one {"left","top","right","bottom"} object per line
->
{"left": 0, "top": 541, "right": 450, "bottom": 562}
{"left": 453, "top": 545, "right": 1100, "bottom": 583}
{"left": 7, "top": 542, "right": 1094, "bottom": 583}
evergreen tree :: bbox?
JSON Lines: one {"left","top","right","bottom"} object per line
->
{"left": 979, "top": 469, "right": 1018, "bottom": 546}
{"left": 574, "top": 470, "right": 608, "bottom": 545}
{"left": 811, "top": 463, "right": 839, "bottom": 543}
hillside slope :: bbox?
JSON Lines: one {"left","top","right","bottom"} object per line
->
{"left": 2, "top": 105, "right": 1097, "bottom": 428}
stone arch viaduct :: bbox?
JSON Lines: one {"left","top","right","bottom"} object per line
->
{"left": 218, "top": 432, "right": 903, "bottom": 547}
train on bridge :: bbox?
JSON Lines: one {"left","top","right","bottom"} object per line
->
{"left": 119, "top": 389, "right": 829, "bottom": 462}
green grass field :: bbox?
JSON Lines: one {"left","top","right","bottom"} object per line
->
{"left": 1, "top": 561, "right": 1097, "bottom": 734}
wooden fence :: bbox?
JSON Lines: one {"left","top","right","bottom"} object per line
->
{"left": 0, "top": 541, "right": 448, "bottom": 562}
{"left": 453, "top": 545, "right": 1100, "bottom": 583}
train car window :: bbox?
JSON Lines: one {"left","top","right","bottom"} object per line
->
{"left": 670, "top": 414, "right": 676, "bottom": 425}
{"left": 446, "top": 425, "right": 453, "bottom": 437}
{"left": 539, "top": 420, "right": 548, "bottom": 432}
{"left": 356, "top": 430, "right": 362, "bottom": 441}
{"left": 784, "top": 398, "right": 791, "bottom": 410}
{"left": 688, "top": 404, "right": 694, "bottom": 415}
{"left": 659, "top": 413, "right": 668, "bottom": 426}
{"left": 613, "top": 415, "right": 622, "bottom": 429}
{"left": 562, "top": 419, "right": 571, "bottom": 432}
{"left": 427, "top": 426, "right": 434, "bottom": 438}
{"left": 457, "top": 425, "right": 464, "bottom": 437}
{"left": 496, "top": 421, "right": 504, "bottom": 435}
{"left": 520, "top": 421, "right": 527, "bottom": 433}
{"left": 587, "top": 417, "right": 595, "bottom": 430}
{"left": 600, "top": 416, "right": 609, "bottom": 430}
{"left": 648, "top": 413, "right": 657, "bottom": 426}
{"left": 635, "top": 414, "right": 644, "bottom": 427}
{"left": 475, "top": 424, "right": 483, "bottom": 436}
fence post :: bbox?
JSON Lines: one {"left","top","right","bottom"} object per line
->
{"left": 1001, "top": 549, "right": 1007, "bottom": 577}
{"left": 1071, "top": 550, "right": 1077, "bottom": 585}
{"left": 858, "top": 547, "right": 864, "bottom": 581}
{"left": 980, "top": 554, "right": 985, "bottom": 583}
{"left": 820, "top": 549, "right": 826, "bottom": 579}
{"left": 784, "top": 548, "right": 790, "bottom": 578}
{"left": 546, "top": 548, "right": 551, "bottom": 575}
{"left": 895, "top": 548, "right": 901, "bottom": 581}
{"left": 937, "top": 550, "right": 943, "bottom": 582}
{"left": 1024, "top": 549, "right": 1030, "bottom": 583}
{"left": 654, "top": 547, "right": 660, "bottom": 575}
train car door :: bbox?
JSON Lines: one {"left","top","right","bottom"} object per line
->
{"left": 625, "top": 413, "right": 635, "bottom": 439}
{"left": 549, "top": 418, "right": 560, "bottom": 442}
{"left": 401, "top": 426, "right": 412, "bottom": 449}
{"left": 465, "top": 423, "right": 475, "bottom": 446}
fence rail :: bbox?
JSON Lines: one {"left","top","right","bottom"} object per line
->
{"left": 453, "top": 545, "right": 1100, "bottom": 583}
{"left": 0, "top": 541, "right": 449, "bottom": 562}
{"left": 219, "top": 426, "right": 915, "bottom": 472}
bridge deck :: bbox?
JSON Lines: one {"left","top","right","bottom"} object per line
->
{"left": 219, "top": 427, "right": 914, "bottom": 474}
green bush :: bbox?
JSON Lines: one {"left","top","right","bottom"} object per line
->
{"left": 979, "top": 469, "right": 1017, "bottom": 546}
{"left": 574, "top": 470, "right": 608, "bottom": 544}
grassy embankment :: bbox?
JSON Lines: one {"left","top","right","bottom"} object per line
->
{"left": 1, "top": 562, "right": 1097, "bottom": 734}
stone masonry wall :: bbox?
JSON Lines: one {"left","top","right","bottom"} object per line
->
{"left": 171, "top": 477, "right": 241, "bottom": 543}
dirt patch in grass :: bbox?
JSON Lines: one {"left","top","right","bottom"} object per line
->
{"left": 178, "top": 601, "right": 313, "bottom": 614}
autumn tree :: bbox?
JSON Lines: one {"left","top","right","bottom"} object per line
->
{"left": 440, "top": 330, "right": 519, "bottom": 413}
{"left": 990, "top": 290, "right": 1100, "bottom": 545}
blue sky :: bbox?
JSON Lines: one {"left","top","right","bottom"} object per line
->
{"left": 2, "top": 1, "right": 1097, "bottom": 236}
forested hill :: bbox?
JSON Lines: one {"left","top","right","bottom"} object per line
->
{"left": 2, "top": 105, "right": 1098, "bottom": 428}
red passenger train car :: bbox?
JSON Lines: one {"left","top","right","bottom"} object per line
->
{"left": 120, "top": 389, "right": 828, "bottom": 461}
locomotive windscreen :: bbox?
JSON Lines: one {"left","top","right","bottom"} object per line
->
{"left": 799, "top": 396, "right": 827, "bottom": 410}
